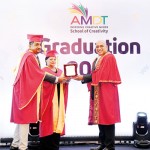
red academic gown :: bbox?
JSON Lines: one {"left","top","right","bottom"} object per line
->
{"left": 39, "top": 67, "right": 68, "bottom": 137}
{"left": 88, "top": 52, "right": 121, "bottom": 125}
{"left": 10, "top": 51, "right": 45, "bottom": 124}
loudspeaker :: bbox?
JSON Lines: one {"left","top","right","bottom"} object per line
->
{"left": 133, "top": 112, "right": 150, "bottom": 148}
{"left": 29, "top": 122, "right": 39, "bottom": 136}
{"left": 28, "top": 122, "right": 40, "bottom": 149}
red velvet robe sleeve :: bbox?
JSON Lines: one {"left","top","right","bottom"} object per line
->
{"left": 92, "top": 53, "right": 121, "bottom": 85}
{"left": 13, "top": 52, "right": 45, "bottom": 109}
{"left": 40, "top": 67, "right": 55, "bottom": 119}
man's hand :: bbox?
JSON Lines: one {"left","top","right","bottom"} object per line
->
{"left": 72, "top": 75, "right": 83, "bottom": 81}
{"left": 58, "top": 76, "right": 71, "bottom": 83}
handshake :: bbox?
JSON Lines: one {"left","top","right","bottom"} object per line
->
{"left": 58, "top": 75, "right": 83, "bottom": 83}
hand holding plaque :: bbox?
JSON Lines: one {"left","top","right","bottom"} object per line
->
{"left": 64, "top": 63, "right": 78, "bottom": 77}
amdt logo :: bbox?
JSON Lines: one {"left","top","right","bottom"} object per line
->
{"left": 69, "top": 3, "right": 108, "bottom": 25}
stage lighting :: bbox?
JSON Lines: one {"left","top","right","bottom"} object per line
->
{"left": 133, "top": 112, "right": 150, "bottom": 148}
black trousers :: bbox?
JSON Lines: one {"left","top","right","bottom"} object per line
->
{"left": 98, "top": 124, "right": 115, "bottom": 148}
{"left": 39, "top": 133, "right": 60, "bottom": 150}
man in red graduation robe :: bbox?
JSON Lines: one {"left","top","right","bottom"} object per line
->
{"left": 10, "top": 35, "right": 67, "bottom": 150}
{"left": 39, "top": 50, "right": 69, "bottom": 150}
{"left": 74, "top": 40, "right": 121, "bottom": 150}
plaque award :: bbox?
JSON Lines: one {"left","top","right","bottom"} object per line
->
{"left": 64, "top": 63, "right": 78, "bottom": 77}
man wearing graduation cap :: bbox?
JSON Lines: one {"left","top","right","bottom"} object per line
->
{"left": 39, "top": 50, "right": 69, "bottom": 150}
{"left": 10, "top": 34, "right": 67, "bottom": 150}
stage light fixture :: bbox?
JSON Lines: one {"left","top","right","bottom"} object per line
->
{"left": 133, "top": 112, "right": 150, "bottom": 148}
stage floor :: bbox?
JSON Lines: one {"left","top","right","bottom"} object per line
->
{"left": 0, "top": 144, "right": 147, "bottom": 150}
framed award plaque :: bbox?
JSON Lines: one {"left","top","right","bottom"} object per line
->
{"left": 64, "top": 63, "right": 78, "bottom": 77}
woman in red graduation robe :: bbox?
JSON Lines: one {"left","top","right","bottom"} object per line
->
{"left": 39, "top": 50, "right": 69, "bottom": 150}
